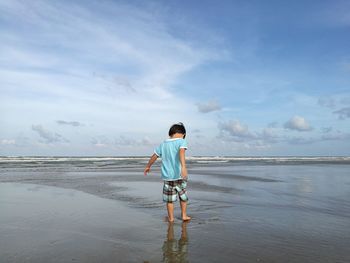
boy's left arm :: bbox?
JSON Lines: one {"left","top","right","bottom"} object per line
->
{"left": 179, "top": 148, "right": 188, "bottom": 179}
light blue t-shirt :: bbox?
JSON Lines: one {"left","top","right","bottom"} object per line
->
{"left": 154, "top": 138, "right": 188, "bottom": 181}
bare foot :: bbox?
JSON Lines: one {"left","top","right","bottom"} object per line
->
{"left": 182, "top": 216, "right": 191, "bottom": 221}
{"left": 164, "top": 216, "right": 174, "bottom": 223}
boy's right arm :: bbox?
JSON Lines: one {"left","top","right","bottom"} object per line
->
{"left": 144, "top": 153, "right": 158, "bottom": 176}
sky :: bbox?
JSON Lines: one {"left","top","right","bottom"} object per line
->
{"left": 0, "top": 0, "right": 350, "bottom": 156}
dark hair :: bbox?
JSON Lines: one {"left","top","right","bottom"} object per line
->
{"left": 168, "top": 122, "right": 186, "bottom": 138}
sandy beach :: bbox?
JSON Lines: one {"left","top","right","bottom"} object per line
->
{"left": 1, "top": 157, "right": 350, "bottom": 262}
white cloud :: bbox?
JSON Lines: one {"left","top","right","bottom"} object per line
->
{"left": 90, "top": 135, "right": 154, "bottom": 148}
{"left": 286, "top": 131, "right": 350, "bottom": 145}
{"left": 197, "top": 100, "right": 221, "bottom": 113}
{"left": 32, "top": 124, "right": 69, "bottom": 143}
{"left": 321, "top": 132, "right": 350, "bottom": 141}
{"left": 0, "top": 0, "right": 221, "bottom": 100}
{"left": 340, "top": 97, "right": 350, "bottom": 105}
{"left": 141, "top": 136, "right": 153, "bottom": 146}
{"left": 56, "top": 120, "right": 84, "bottom": 127}
{"left": 267, "top": 121, "right": 279, "bottom": 128}
{"left": 0, "top": 0, "right": 225, "bottom": 149}
{"left": 260, "top": 128, "right": 279, "bottom": 143}
{"left": 217, "top": 120, "right": 284, "bottom": 147}
{"left": 218, "top": 120, "right": 256, "bottom": 141}
{"left": 318, "top": 97, "right": 336, "bottom": 109}
{"left": 0, "top": 4, "right": 202, "bottom": 155}
{"left": 321, "top": 127, "right": 332, "bottom": 133}
{"left": 286, "top": 136, "right": 318, "bottom": 145}
{"left": 333, "top": 107, "right": 350, "bottom": 120}
{"left": 114, "top": 135, "right": 154, "bottom": 147}
{"left": 216, "top": 118, "right": 347, "bottom": 148}
{"left": 114, "top": 135, "right": 138, "bottom": 146}
{"left": 0, "top": 139, "right": 16, "bottom": 145}
{"left": 90, "top": 136, "right": 110, "bottom": 148}
{"left": 284, "top": 116, "right": 313, "bottom": 131}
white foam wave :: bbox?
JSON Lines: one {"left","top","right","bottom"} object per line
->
{"left": 0, "top": 156, "right": 149, "bottom": 163}
{"left": 1, "top": 156, "right": 349, "bottom": 163}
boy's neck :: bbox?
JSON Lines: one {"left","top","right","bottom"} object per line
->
{"left": 170, "top": 133, "right": 184, "bottom": 139}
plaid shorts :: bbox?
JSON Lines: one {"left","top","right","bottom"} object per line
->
{"left": 163, "top": 179, "right": 188, "bottom": 203}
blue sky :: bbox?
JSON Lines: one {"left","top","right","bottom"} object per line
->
{"left": 0, "top": 0, "right": 349, "bottom": 156}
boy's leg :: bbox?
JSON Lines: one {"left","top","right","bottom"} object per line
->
{"left": 178, "top": 180, "right": 191, "bottom": 221}
{"left": 163, "top": 181, "right": 176, "bottom": 222}
{"left": 166, "top": 202, "right": 174, "bottom": 222}
{"left": 180, "top": 201, "right": 191, "bottom": 221}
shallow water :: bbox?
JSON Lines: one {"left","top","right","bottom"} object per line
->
{"left": 0, "top": 183, "right": 166, "bottom": 262}
{"left": 1, "top": 159, "right": 350, "bottom": 262}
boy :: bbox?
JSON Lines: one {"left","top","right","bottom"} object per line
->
{"left": 144, "top": 122, "right": 191, "bottom": 222}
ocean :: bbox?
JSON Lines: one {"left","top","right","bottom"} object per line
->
{"left": 1, "top": 156, "right": 349, "bottom": 170}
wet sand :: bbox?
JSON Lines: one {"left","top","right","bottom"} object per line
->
{"left": 1, "top": 162, "right": 350, "bottom": 262}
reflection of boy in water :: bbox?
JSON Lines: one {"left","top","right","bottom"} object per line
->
{"left": 162, "top": 222, "right": 189, "bottom": 263}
